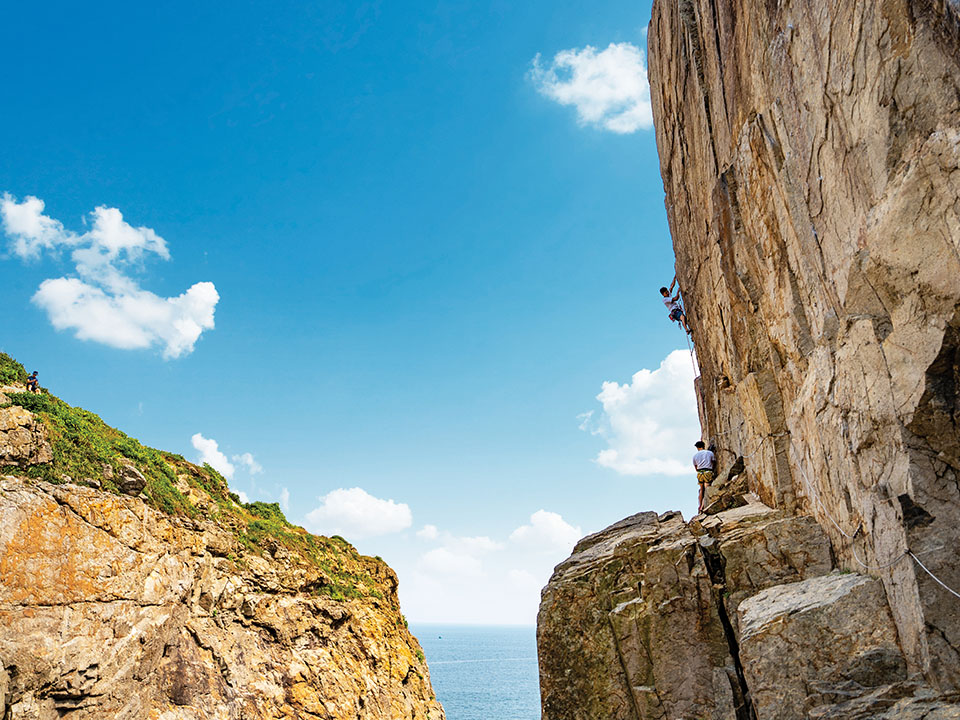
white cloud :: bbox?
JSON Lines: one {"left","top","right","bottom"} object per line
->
{"left": 509, "top": 510, "right": 582, "bottom": 552}
{"left": 191, "top": 433, "right": 236, "bottom": 479}
{"left": 420, "top": 547, "right": 484, "bottom": 578}
{"left": 395, "top": 512, "right": 581, "bottom": 624}
{"left": 0, "top": 194, "right": 78, "bottom": 258}
{"left": 232, "top": 452, "right": 263, "bottom": 475}
{"left": 582, "top": 349, "right": 700, "bottom": 476}
{"left": 530, "top": 42, "right": 653, "bottom": 133}
{"left": 416, "top": 524, "right": 439, "bottom": 540}
{"left": 304, "top": 487, "right": 412, "bottom": 539}
{"left": 279, "top": 487, "right": 290, "bottom": 514}
{"left": 1, "top": 193, "right": 218, "bottom": 358}
{"left": 236, "top": 490, "right": 250, "bottom": 504}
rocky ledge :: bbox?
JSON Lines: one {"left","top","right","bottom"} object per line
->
{"left": 538, "top": 498, "right": 960, "bottom": 719}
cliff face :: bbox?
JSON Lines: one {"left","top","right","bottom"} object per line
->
{"left": 0, "top": 376, "right": 443, "bottom": 720}
{"left": 538, "top": 0, "right": 960, "bottom": 717}
{"left": 646, "top": 0, "right": 960, "bottom": 686}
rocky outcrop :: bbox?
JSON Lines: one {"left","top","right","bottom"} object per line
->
{"left": 538, "top": 501, "right": 960, "bottom": 719}
{"left": 0, "top": 389, "right": 53, "bottom": 466}
{"left": 646, "top": 0, "right": 960, "bottom": 688}
{"left": 0, "top": 476, "right": 443, "bottom": 719}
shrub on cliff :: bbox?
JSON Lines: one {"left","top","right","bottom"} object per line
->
{"left": 0, "top": 352, "right": 28, "bottom": 386}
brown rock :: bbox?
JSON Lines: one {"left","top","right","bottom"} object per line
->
{"left": 739, "top": 573, "right": 907, "bottom": 719}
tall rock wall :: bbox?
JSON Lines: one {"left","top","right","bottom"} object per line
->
{"left": 647, "top": 0, "right": 960, "bottom": 685}
{"left": 538, "top": 1, "right": 960, "bottom": 718}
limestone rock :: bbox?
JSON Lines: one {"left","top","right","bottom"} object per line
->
{"left": 0, "top": 405, "right": 53, "bottom": 465}
{"left": 648, "top": 0, "right": 960, "bottom": 686}
{"left": 0, "top": 477, "right": 444, "bottom": 720}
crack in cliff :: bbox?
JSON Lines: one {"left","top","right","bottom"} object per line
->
{"left": 696, "top": 538, "right": 758, "bottom": 720}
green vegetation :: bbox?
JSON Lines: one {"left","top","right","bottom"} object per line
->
{"left": 0, "top": 352, "right": 386, "bottom": 602}
{"left": 0, "top": 352, "right": 29, "bottom": 386}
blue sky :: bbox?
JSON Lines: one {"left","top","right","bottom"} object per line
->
{"left": 1, "top": 0, "right": 701, "bottom": 623}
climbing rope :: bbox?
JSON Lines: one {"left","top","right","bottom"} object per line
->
{"left": 684, "top": 328, "right": 699, "bottom": 379}
{"left": 788, "top": 437, "right": 960, "bottom": 598}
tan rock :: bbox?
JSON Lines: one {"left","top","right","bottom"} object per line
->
{"left": 648, "top": 0, "right": 960, "bottom": 686}
{"left": 739, "top": 573, "right": 907, "bottom": 719}
{"left": 0, "top": 477, "right": 444, "bottom": 720}
{"left": 0, "top": 406, "right": 53, "bottom": 465}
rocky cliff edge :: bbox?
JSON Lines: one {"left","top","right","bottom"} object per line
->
{"left": 0, "top": 354, "right": 444, "bottom": 720}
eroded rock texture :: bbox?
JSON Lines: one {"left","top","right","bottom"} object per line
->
{"left": 0, "top": 477, "right": 444, "bottom": 720}
{"left": 538, "top": 501, "right": 960, "bottom": 719}
{"left": 647, "top": 0, "right": 960, "bottom": 685}
{"left": 0, "top": 388, "right": 53, "bottom": 466}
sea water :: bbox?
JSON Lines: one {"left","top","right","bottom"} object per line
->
{"left": 413, "top": 625, "right": 540, "bottom": 720}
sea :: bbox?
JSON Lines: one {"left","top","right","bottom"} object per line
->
{"left": 412, "top": 625, "right": 541, "bottom": 720}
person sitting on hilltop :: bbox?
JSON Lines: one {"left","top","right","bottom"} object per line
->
{"left": 25, "top": 371, "right": 39, "bottom": 393}
{"left": 693, "top": 440, "right": 716, "bottom": 514}
{"left": 660, "top": 277, "right": 691, "bottom": 333}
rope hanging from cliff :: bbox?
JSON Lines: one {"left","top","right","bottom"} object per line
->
{"left": 684, "top": 327, "right": 699, "bottom": 379}
{"left": 788, "top": 437, "right": 960, "bottom": 599}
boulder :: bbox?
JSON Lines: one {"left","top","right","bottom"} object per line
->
{"left": 117, "top": 464, "right": 146, "bottom": 495}
{"left": 739, "top": 573, "right": 907, "bottom": 719}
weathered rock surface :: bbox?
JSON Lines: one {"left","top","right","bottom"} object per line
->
{"left": 739, "top": 573, "right": 906, "bottom": 718}
{"left": 647, "top": 0, "right": 960, "bottom": 688}
{"left": 0, "top": 404, "right": 53, "bottom": 466}
{"left": 0, "top": 476, "right": 443, "bottom": 720}
{"left": 538, "top": 504, "right": 960, "bottom": 719}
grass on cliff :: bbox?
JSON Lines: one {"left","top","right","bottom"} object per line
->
{"left": 0, "top": 352, "right": 383, "bottom": 602}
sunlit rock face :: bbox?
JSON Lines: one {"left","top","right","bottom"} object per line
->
{"left": 647, "top": 0, "right": 960, "bottom": 686}
{"left": 538, "top": 0, "right": 960, "bottom": 717}
{"left": 0, "top": 477, "right": 444, "bottom": 720}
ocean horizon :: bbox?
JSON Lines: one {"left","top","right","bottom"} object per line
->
{"left": 413, "top": 624, "right": 540, "bottom": 720}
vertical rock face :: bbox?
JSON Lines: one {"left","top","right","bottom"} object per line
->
{"left": 538, "top": 2, "right": 960, "bottom": 717}
{"left": 0, "top": 477, "right": 444, "bottom": 720}
{"left": 647, "top": 0, "right": 960, "bottom": 685}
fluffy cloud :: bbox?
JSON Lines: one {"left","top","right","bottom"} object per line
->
{"left": 530, "top": 42, "right": 653, "bottom": 133}
{"left": 305, "top": 487, "right": 413, "bottom": 539}
{"left": 509, "top": 510, "right": 582, "bottom": 552}
{"left": 232, "top": 452, "right": 263, "bottom": 475}
{"left": 416, "top": 524, "right": 439, "bottom": 540}
{"left": 0, "top": 194, "right": 78, "bottom": 258}
{"left": 582, "top": 349, "right": 700, "bottom": 476}
{"left": 235, "top": 490, "right": 251, "bottom": 504}
{"left": 1, "top": 193, "right": 218, "bottom": 358}
{"left": 397, "top": 510, "right": 581, "bottom": 624}
{"left": 279, "top": 487, "right": 290, "bottom": 513}
{"left": 191, "top": 433, "right": 236, "bottom": 479}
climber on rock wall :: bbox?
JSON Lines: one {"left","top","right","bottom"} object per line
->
{"left": 660, "top": 277, "right": 691, "bottom": 333}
